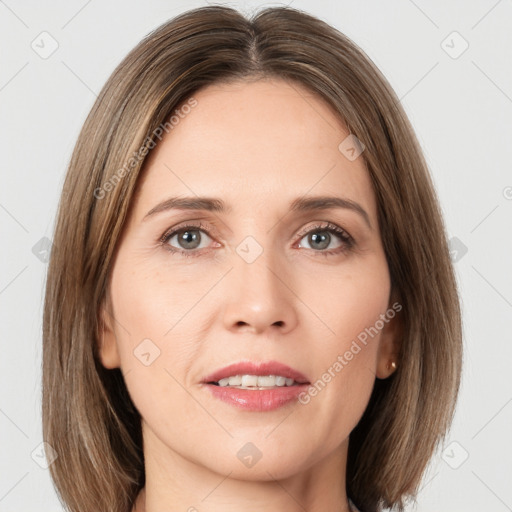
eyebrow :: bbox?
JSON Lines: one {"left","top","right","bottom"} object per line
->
{"left": 143, "top": 195, "right": 372, "bottom": 229}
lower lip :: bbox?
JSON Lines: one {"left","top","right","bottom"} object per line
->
{"left": 203, "top": 383, "right": 310, "bottom": 411}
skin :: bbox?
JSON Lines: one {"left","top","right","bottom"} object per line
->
{"left": 99, "top": 78, "right": 401, "bottom": 512}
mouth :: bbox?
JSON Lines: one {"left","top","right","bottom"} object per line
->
{"left": 201, "top": 360, "right": 310, "bottom": 411}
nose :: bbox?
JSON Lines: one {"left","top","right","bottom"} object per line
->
{"left": 221, "top": 248, "right": 299, "bottom": 335}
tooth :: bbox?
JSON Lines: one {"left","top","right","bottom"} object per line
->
{"left": 214, "top": 374, "right": 298, "bottom": 388}
{"left": 228, "top": 375, "right": 242, "bottom": 386}
{"left": 275, "top": 376, "right": 286, "bottom": 386}
{"left": 241, "top": 375, "right": 259, "bottom": 387}
{"left": 257, "top": 375, "right": 275, "bottom": 387}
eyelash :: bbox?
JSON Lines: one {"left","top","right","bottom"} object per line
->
{"left": 159, "top": 221, "right": 355, "bottom": 259}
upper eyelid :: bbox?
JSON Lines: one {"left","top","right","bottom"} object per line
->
{"left": 161, "top": 221, "right": 212, "bottom": 241}
{"left": 297, "top": 222, "right": 351, "bottom": 238}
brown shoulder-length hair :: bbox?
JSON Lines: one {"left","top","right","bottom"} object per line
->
{"left": 42, "top": 5, "right": 462, "bottom": 512}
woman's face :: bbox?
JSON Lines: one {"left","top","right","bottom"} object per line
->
{"left": 99, "top": 78, "right": 400, "bottom": 485}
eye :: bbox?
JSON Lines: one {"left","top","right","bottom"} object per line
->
{"left": 296, "top": 222, "right": 354, "bottom": 256}
{"left": 160, "top": 222, "right": 215, "bottom": 257}
{"left": 159, "top": 221, "right": 355, "bottom": 258}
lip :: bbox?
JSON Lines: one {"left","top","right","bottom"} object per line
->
{"left": 202, "top": 360, "right": 310, "bottom": 385}
{"left": 203, "top": 384, "right": 310, "bottom": 411}
{"left": 201, "top": 360, "right": 311, "bottom": 412}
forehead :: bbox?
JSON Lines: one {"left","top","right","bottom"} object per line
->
{"left": 131, "top": 78, "right": 377, "bottom": 223}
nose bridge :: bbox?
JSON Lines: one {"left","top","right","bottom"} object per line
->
{"left": 234, "top": 234, "right": 284, "bottom": 303}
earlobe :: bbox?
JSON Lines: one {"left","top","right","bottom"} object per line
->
{"left": 375, "top": 300, "right": 403, "bottom": 380}
{"left": 97, "top": 303, "right": 121, "bottom": 369}
{"left": 375, "top": 329, "right": 400, "bottom": 379}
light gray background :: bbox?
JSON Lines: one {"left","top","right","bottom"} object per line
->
{"left": 1, "top": 1, "right": 511, "bottom": 511}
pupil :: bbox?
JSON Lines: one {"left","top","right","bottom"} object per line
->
{"left": 180, "top": 230, "right": 200, "bottom": 249}
{"left": 310, "top": 232, "right": 329, "bottom": 250}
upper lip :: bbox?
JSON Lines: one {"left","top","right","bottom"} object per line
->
{"left": 202, "top": 360, "right": 310, "bottom": 384}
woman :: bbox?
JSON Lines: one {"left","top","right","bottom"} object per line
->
{"left": 42, "top": 5, "right": 462, "bottom": 512}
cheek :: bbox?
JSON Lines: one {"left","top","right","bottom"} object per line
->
{"left": 108, "top": 255, "right": 212, "bottom": 411}
{"left": 110, "top": 254, "right": 206, "bottom": 349}
{"left": 296, "top": 258, "right": 390, "bottom": 426}
{"left": 300, "top": 255, "right": 390, "bottom": 356}
{"left": 108, "top": 263, "right": 201, "bottom": 439}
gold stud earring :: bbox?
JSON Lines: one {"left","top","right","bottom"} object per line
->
{"left": 387, "top": 361, "right": 397, "bottom": 371}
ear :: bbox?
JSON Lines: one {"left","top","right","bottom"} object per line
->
{"left": 97, "top": 298, "right": 121, "bottom": 369}
{"left": 375, "top": 292, "right": 403, "bottom": 379}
